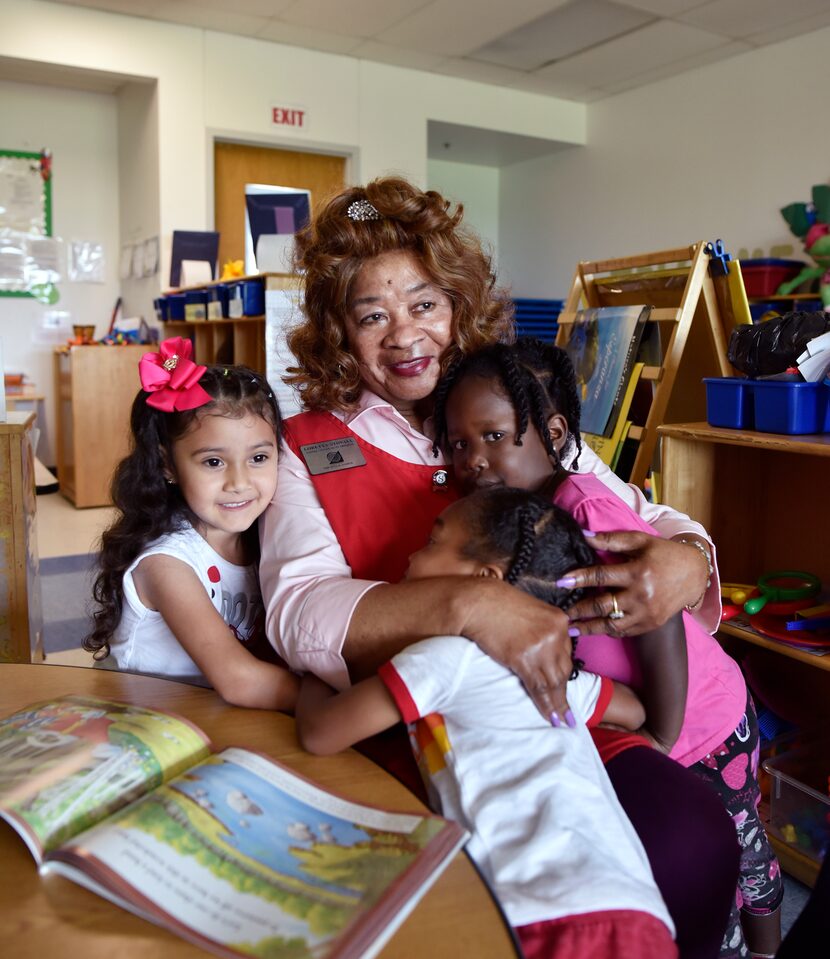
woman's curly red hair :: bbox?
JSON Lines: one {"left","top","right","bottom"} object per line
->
{"left": 285, "top": 176, "right": 514, "bottom": 411}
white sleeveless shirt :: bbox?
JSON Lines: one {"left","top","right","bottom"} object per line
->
{"left": 109, "top": 523, "right": 264, "bottom": 684}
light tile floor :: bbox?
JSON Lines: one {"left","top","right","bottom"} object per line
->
{"left": 37, "top": 489, "right": 114, "bottom": 666}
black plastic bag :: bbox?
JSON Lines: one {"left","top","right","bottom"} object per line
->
{"left": 727, "top": 311, "right": 830, "bottom": 377}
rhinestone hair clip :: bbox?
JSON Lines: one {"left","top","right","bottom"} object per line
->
{"left": 347, "top": 198, "right": 381, "bottom": 221}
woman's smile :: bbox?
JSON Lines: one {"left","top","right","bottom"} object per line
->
{"left": 344, "top": 249, "right": 454, "bottom": 425}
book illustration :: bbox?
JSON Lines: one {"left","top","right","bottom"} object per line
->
{"left": 0, "top": 695, "right": 210, "bottom": 858}
{"left": 560, "top": 306, "right": 650, "bottom": 437}
{"left": 581, "top": 362, "right": 644, "bottom": 470}
{"left": 55, "top": 749, "right": 448, "bottom": 958}
{"left": 1, "top": 697, "right": 466, "bottom": 959}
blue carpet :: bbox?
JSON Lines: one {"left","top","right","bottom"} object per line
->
{"left": 40, "top": 553, "right": 98, "bottom": 653}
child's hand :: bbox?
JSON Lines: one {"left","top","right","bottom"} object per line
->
{"left": 562, "top": 531, "right": 709, "bottom": 636}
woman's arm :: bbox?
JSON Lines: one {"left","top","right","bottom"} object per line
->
{"left": 570, "top": 446, "right": 721, "bottom": 633}
{"left": 262, "top": 443, "right": 574, "bottom": 719}
{"left": 295, "top": 673, "right": 401, "bottom": 755}
{"left": 135, "top": 555, "right": 299, "bottom": 711}
{"left": 345, "top": 578, "right": 574, "bottom": 721}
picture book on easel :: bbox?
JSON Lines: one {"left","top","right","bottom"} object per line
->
{"left": 559, "top": 305, "right": 650, "bottom": 437}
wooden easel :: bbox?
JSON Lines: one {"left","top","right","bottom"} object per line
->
{"left": 556, "top": 242, "right": 735, "bottom": 490}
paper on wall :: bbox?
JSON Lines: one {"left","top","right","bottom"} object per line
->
{"left": 68, "top": 240, "right": 105, "bottom": 283}
{"left": 265, "top": 287, "right": 303, "bottom": 417}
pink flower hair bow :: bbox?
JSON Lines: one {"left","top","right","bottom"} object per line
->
{"left": 139, "top": 337, "right": 212, "bottom": 412}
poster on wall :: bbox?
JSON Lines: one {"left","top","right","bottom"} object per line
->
{"left": 0, "top": 149, "right": 52, "bottom": 298}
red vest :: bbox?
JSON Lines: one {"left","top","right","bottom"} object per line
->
{"left": 284, "top": 410, "right": 459, "bottom": 800}
{"left": 283, "top": 411, "right": 458, "bottom": 583}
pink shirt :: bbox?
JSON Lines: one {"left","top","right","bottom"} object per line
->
{"left": 260, "top": 389, "right": 722, "bottom": 689}
{"left": 554, "top": 473, "right": 744, "bottom": 766}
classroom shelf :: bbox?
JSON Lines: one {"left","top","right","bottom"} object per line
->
{"left": 659, "top": 421, "right": 830, "bottom": 887}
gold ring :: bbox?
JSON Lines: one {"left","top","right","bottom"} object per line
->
{"left": 609, "top": 594, "right": 624, "bottom": 620}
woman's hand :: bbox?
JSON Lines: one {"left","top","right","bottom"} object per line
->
{"left": 562, "top": 531, "right": 711, "bottom": 637}
{"left": 455, "top": 579, "right": 576, "bottom": 724}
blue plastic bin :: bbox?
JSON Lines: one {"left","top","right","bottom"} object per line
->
{"left": 165, "top": 293, "right": 186, "bottom": 320}
{"left": 704, "top": 377, "right": 754, "bottom": 429}
{"left": 752, "top": 380, "right": 826, "bottom": 434}
{"left": 241, "top": 278, "right": 265, "bottom": 316}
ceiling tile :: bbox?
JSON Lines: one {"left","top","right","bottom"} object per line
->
{"left": 599, "top": 38, "right": 751, "bottom": 94}
{"left": 378, "top": 0, "right": 573, "bottom": 58}
{"left": 278, "top": 0, "right": 431, "bottom": 39}
{"left": 677, "top": 0, "right": 830, "bottom": 40}
{"left": 619, "top": 0, "right": 709, "bottom": 14}
{"left": 155, "top": 3, "right": 268, "bottom": 36}
{"left": 46, "top": 0, "right": 167, "bottom": 15}
{"left": 256, "top": 20, "right": 364, "bottom": 55}
{"left": 507, "top": 72, "right": 600, "bottom": 101}
{"left": 433, "top": 57, "right": 531, "bottom": 87}
{"left": 197, "top": 0, "right": 296, "bottom": 16}
{"left": 349, "top": 40, "right": 446, "bottom": 72}
{"left": 471, "top": 0, "right": 655, "bottom": 71}
{"left": 534, "top": 19, "right": 725, "bottom": 87}
{"left": 744, "top": 8, "right": 830, "bottom": 46}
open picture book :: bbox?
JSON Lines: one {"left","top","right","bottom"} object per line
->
{"left": 0, "top": 695, "right": 467, "bottom": 959}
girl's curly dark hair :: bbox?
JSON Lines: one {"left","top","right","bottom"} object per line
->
{"left": 285, "top": 176, "right": 514, "bottom": 412}
{"left": 458, "top": 486, "right": 598, "bottom": 677}
{"left": 432, "top": 336, "right": 583, "bottom": 469}
{"left": 84, "top": 365, "right": 281, "bottom": 660}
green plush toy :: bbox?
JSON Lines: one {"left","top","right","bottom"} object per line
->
{"left": 780, "top": 184, "right": 830, "bottom": 306}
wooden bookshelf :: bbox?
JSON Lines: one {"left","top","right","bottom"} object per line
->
{"left": 660, "top": 422, "right": 830, "bottom": 886}
{"left": 162, "top": 273, "right": 299, "bottom": 374}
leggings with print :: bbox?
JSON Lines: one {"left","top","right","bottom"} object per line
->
{"left": 689, "top": 694, "right": 783, "bottom": 959}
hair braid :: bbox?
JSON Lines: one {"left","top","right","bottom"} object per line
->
{"left": 431, "top": 351, "right": 465, "bottom": 458}
{"left": 506, "top": 503, "right": 542, "bottom": 584}
{"left": 546, "top": 344, "right": 583, "bottom": 470}
{"left": 462, "top": 487, "right": 599, "bottom": 679}
{"left": 498, "top": 351, "right": 531, "bottom": 445}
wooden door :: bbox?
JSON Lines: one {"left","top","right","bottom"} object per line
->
{"left": 213, "top": 142, "right": 346, "bottom": 271}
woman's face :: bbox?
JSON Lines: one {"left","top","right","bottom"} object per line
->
{"left": 344, "top": 250, "right": 454, "bottom": 420}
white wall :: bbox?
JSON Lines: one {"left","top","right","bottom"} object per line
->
{"left": 117, "top": 80, "right": 160, "bottom": 323}
{"left": 0, "top": 0, "right": 586, "bottom": 460}
{"left": 427, "top": 159, "right": 500, "bottom": 267}
{"left": 498, "top": 27, "right": 830, "bottom": 299}
{"left": 1, "top": 0, "right": 584, "bottom": 284}
{"left": 0, "top": 78, "right": 120, "bottom": 463}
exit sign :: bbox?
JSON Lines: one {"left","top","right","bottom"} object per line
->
{"left": 271, "top": 104, "right": 307, "bottom": 129}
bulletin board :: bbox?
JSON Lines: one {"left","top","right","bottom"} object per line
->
{"left": 0, "top": 149, "right": 53, "bottom": 298}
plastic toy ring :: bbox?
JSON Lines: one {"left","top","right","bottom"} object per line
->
{"left": 743, "top": 570, "right": 821, "bottom": 616}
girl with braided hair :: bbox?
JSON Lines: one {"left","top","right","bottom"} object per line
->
{"left": 295, "top": 486, "right": 677, "bottom": 959}
{"left": 435, "top": 338, "right": 782, "bottom": 959}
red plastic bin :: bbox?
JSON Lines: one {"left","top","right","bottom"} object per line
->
{"left": 740, "top": 259, "right": 805, "bottom": 297}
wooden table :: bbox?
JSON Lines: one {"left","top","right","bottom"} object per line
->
{"left": 0, "top": 664, "right": 517, "bottom": 959}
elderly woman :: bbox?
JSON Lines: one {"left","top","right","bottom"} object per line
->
{"left": 260, "top": 177, "right": 738, "bottom": 958}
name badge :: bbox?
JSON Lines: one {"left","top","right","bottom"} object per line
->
{"left": 300, "top": 437, "right": 367, "bottom": 475}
